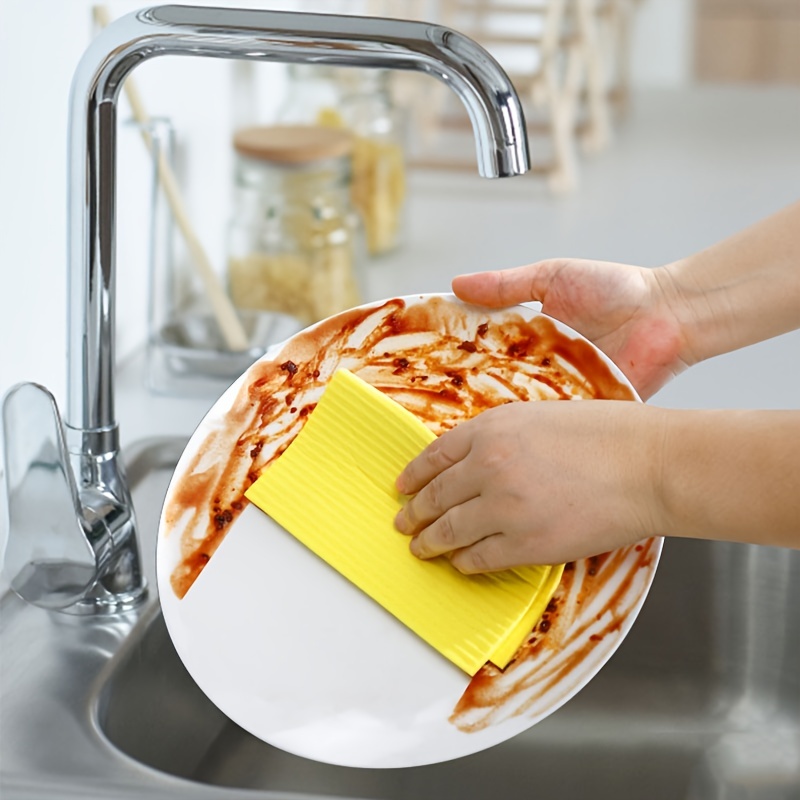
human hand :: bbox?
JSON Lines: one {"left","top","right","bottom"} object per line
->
{"left": 452, "top": 259, "right": 687, "bottom": 401}
{"left": 395, "top": 399, "right": 663, "bottom": 571}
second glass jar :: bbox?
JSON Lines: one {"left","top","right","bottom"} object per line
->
{"left": 276, "top": 65, "right": 407, "bottom": 256}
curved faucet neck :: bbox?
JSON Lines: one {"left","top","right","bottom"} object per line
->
{"left": 66, "top": 5, "right": 530, "bottom": 443}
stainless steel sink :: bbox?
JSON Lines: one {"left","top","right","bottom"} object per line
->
{"left": 2, "top": 437, "right": 799, "bottom": 800}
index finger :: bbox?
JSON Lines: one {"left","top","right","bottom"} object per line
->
{"left": 396, "top": 423, "right": 473, "bottom": 496}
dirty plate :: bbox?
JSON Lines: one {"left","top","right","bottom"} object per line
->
{"left": 157, "top": 293, "right": 662, "bottom": 769}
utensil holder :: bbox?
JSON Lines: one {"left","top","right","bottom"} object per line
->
{"left": 140, "top": 118, "right": 268, "bottom": 397}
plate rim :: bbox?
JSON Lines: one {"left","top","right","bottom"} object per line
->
{"left": 155, "top": 291, "right": 661, "bottom": 768}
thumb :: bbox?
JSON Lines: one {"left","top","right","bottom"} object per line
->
{"left": 452, "top": 262, "right": 558, "bottom": 307}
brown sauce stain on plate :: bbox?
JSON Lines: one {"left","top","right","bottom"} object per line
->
{"left": 162, "top": 296, "right": 645, "bottom": 710}
{"left": 448, "top": 541, "right": 658, "bottom": 732}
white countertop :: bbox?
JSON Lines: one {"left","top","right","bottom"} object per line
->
{"left": 116, "top": 86, "right": 800, "bottom": 450}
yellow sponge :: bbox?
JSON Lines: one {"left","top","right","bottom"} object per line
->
{"left": 245, "top": 369, "right": 563, "bottom": 676}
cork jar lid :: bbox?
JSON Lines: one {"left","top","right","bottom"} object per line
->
{"left": 233, "top": 125, "right": 354, "bottom": 165}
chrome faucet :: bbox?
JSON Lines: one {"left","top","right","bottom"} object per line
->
{"left": 1, "top": 5, "right": 530, "bottom": 614}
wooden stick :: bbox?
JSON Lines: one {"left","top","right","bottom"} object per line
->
{"left": 92, "top": 5, "right": 250, "bottom": 352}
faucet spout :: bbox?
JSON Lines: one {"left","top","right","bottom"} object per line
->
{"left": 0, "top": 5, "right": 530, "bottom": 613}
{"left": 67, "top": 4, "right": 530, "bottom": 440}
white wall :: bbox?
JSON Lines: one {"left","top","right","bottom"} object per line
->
{"left": 0, "top": 0, "right": 691, "bottom": 411}
{"left": 0, "top": 0, "right": 289, "bottom": 409}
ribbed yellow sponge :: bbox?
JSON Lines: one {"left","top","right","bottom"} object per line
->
{"left": 245, "top": 369, "right": 563, "bottom": 676}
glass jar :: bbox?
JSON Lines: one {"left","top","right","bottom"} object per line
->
{"left": 227, "top": 125, "right": 365, "bottom": 329}
{"left": 338, "top": 69, "right": 407, "bottom": 257}
{"left": 276, "top": 65, "right": 407, "bottom": 256}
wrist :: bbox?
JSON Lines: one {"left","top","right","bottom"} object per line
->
{"left": 648, "top": 408, "right": 800, "bottom": 549}
{"left": 631, "top": 403, "right": 673, "bottom": 539}
{"left": 650, "top": 261, "right": 706, "bottom": 369}
{"left": 655, "top": 202, "right": 800, "bottom": 365}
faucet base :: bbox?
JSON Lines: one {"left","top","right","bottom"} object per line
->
{"left": 65, "top": 582, "right": 149, "bottom": 616}
{"left": 2, "top": 382, "right": 149, "bottom": 615}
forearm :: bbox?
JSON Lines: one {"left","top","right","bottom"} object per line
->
{"left": 656, "top": 200, "right": 800, "bottom": 366}
{"left": 652, "top": 407, "right": 800, "bottom": 549}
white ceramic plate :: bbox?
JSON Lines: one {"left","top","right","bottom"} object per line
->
{"left": 157, "top": 293, "right": 662, "bottom": 769}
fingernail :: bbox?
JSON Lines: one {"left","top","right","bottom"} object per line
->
{"left": 396, "top": 473, "right": 408, "bottom": 495}
{"left": 394, "top": 508, "right": 407, "bottom": 533}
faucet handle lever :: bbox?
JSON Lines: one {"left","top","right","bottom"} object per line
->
{"left": 2, "top": 383, "right": 101, "bottom": 609}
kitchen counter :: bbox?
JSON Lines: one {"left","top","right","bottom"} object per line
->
{"left": 116, "top": 85, "right": 800, "bottom": 450}
{"left": 2, "top": 85, "right": 800, "bottom": 800}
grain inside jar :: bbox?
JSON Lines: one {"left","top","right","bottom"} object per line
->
{"left": 227, "top": 125, "right": 365, "bottom": 327}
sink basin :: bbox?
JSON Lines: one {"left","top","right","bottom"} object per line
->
{"left": 93, "top": 444, "right": 800, "bottom": 799}
{"left": 3, "top": 437, "right": 798, "bottom": 800}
